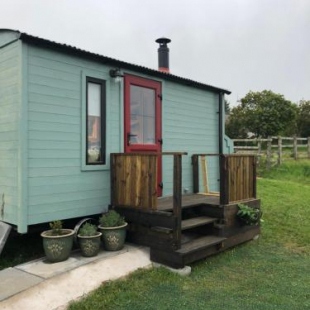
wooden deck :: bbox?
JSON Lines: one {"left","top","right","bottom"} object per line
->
{"left": 111, "top": 152, "right": 260, "bottom": 268}
{"left": 157, "top": 194, "right": 220, "bottom": 211}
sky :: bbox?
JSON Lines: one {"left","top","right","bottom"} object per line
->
{"left": 0, "top": 0, "right": 309, "bottom": 106}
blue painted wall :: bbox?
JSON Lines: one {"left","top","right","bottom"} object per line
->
{"left": 162, "top": 81, "right": 220, "bottom": 195}
{"left": 26, "top": 45, "right": 117, "bottom": 229}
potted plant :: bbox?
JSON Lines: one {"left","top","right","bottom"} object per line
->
{"left": 236, "top": 203, "right": 262, "bottom": 226}
{"left": 41, "top": 220, "right": 75, "bottom": 263}
{"left": 77, "top": 222, "right": 102, "bottom": 257}
{"left": 98, "top": 210, "right": 127, "bottom": 251}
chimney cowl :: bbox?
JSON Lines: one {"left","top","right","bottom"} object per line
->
{"left": 156, "top": 37, "right": 171, "bottom": 73}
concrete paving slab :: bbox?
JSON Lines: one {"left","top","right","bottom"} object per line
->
{"left": 0, "top": 245, "right": 152, "bottom": 310}
{"left": 16, "top": 247, "right": 127, "bottom": 279}
{"left": 0, "top": 267, "right": 43, "bottom": 301}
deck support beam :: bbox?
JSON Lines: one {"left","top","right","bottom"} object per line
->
{"left": 173, "top": 154, "right": 182, "bottom": 250}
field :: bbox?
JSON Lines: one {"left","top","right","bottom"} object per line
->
{"left": 68, "top": 161, "right": 310, "bottom": 310}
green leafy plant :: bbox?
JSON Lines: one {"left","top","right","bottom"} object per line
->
{"left": 236, "top": 204, "right": 262, "bottom": 226}
{"left": 49, "top": 220, "right": 63, "bottom": 235}
{"left": 79, "top": 222, "right": 98, "bottom": 236}
{"left": 99, "top": 210, "right": 126, "bottom": 227}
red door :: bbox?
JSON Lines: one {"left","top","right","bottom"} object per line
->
{"left": 124, "top": 74, "right": 162, "bottom": 196}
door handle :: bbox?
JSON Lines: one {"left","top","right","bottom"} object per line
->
{"left": 127, "top": 133, "right": 137, "bottom": 145}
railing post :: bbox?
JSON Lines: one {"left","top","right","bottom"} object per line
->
{"left": 293, "top": 135, "right": 298, "bottom": 160}
{"left": 266, "top": 136, "right": 272, "bottom": 170}
{"left": 173, "top": 154, "right": 182, "bottom": 250}
{"left": 257, "top": 138, "right": 262, "bottom": 166}
{"left": 253, "top": 156, "right": 257, "bottom": 199}
{"left": 220, "top": 155, "right": 229, "bottom": 205}
{"left": 192, "top": 155, "right": 199, "bottom": 193}
{"left": 277, "top": 136, "right": 282, "bottom": 165}
{"left": 308, "top": 137, "right": 310, "bottom": 159}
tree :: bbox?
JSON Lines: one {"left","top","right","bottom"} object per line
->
{"left": 225, "top": 90, "right": 297, "bottom": 138}
{"left": 296, "top": 100, "right": 310, "bottom": 137}
{"left": 225, "top": 106, "right": 248, "bottom": 138}
{"left": 225, "top": 99, "right": 230, "bottom": 114}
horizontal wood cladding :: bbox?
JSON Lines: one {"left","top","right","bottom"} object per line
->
{"left": 28, "top": 194, "right": 109, "bottom": 225}
{"left": 162, "top": 81, "right": 219, "bottom": 195}
{"left": 29, "top": 92, "right": 79, "bottom": 108}
{"left": 25, "top": 45, "right": 118, "bottom": 225}
{"left": 0, "top": 41, "right": 20, "bottom": 224}
{"left": 28, "top": 121, "right": 79, "bottom": 133}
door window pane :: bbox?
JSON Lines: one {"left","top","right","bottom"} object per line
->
{"left": 130, "top": 85, "right": 155, "bottom": 144}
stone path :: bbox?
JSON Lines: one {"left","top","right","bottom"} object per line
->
{"left": 0, "top": 244, "right": 151, "bottom": 310}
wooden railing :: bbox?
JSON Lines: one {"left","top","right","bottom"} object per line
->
{"left": 192, "top": 154, "right": 257, "bottom": 205}
{"left": 111, "top": 152, "right": 256, "bottom": 249}
{"left": 110, "top": 152, "right": 186, "bottom": 210}
{"left": 110, "top": 153, "right": 158, "bottom": 209}
{"left": 110, "top": 152, "right": 186, "bottom": 249}
{"left": 220, "top": 154, "right": 256, "bottom": 204}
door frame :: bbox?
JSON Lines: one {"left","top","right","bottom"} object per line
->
{"left": 124, "top": 74, "right": 162, "bottom": 195}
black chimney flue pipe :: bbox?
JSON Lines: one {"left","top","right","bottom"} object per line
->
{"left": 156, "top": 37, "right": 171, "bottom": 73}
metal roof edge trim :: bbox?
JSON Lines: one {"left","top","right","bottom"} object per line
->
{"left": 16, "top": 30, "right": 231, "bottom": 95}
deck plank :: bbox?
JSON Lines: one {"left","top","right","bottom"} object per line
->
{"left": 176, "top": 235, "right": 226, "bottom": 254}
{"left": 157, "top": 194, "right": 220, "bottom": 211}
{"left": 181, "top": 216, "right": 217, "bottom": 230}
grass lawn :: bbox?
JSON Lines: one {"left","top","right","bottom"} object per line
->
{"left": 69, "top": 161, "right": 310, "bottom": 310}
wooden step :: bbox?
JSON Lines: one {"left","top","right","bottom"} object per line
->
{"left": 150, "top": 234, "right": 227, "bottom": 268}
{"left": 176, "top": 235, "right": 226, "bottom": 255}
{"left": 181, "top": 216, "right": 217, "bottom": 231}
{"left": 151, "top": 216, "right": 217, "bottom": 234}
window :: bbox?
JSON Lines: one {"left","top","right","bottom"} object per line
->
{"left": 86, "top": 77, "right": 106, "bottom": 165}
{"left": 130, "top": 85, "right": 156, "bottom": 144}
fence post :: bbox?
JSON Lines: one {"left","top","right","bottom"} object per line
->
{"left": 293, "top": 135, "right": 298, "bottom": 160}
{"left": 266, "top": 136, "right": 272, "bottom": 170}
{"left": 277, "top": 136, "right": 282, "bottom": 165}
{"left": 257, "top": 138, "right": 262, "bottom": 166}
{"left": 308, "top": 137, "right": 310, "bottom": 159}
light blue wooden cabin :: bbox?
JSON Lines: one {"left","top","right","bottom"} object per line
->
{"left": 0, "top": 29, "right": 233, "bottom": 234}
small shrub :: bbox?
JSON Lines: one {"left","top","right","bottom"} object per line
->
{"left": 99, "top": 210, "right": 126, "bottom": 227}
{"left": 236, "top": 204, "right": 261, "bottom": 226}
{"left": 79, "top": 222, "right": 98, "bottom": 236}
{"left": 49, "top": 220, "right": 63, "bottom": 235}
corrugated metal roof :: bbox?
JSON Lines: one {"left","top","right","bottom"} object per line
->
{"left": 11, "top": 30, "right": 231, "bottom": 95}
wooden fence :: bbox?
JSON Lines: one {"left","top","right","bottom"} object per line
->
{"left": 233, "top": 136, "right": 310, "bottom": 168}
